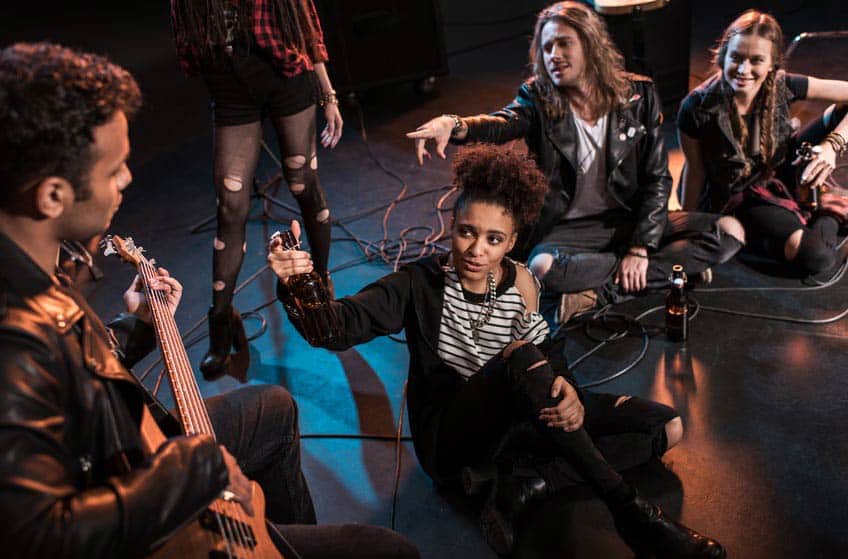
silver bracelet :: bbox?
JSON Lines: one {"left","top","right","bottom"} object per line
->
{"left": 443, "top": 114, "right": 463, "bottom": 137}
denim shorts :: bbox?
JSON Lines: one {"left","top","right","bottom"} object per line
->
{"left": 201, "top": 45, "right": 318, "bottom": 127}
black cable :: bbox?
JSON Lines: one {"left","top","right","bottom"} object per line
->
{"left": 301, "top": 433, "right": 412, "bottom": 442}
{"left": 390, "top": 382, "right": 408, "bottom": 531}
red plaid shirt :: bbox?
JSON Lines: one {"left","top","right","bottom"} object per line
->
{"left": 171, "top": 0, "right": 329, "bottom": 77}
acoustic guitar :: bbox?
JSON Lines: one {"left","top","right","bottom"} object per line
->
{"left": 104, "top": 235, "right": 282, "bottom": 559}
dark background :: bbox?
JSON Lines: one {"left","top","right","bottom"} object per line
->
{"left": 2, "top": 2, "right": 847, "bottom": 557}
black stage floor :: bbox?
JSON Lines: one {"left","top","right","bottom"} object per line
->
{"left": 4, "top": 1, "right": 848, "bottom": 557}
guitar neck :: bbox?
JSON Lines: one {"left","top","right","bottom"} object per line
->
{"left": 137, "top": 259, "right": 215, "bottom": 439}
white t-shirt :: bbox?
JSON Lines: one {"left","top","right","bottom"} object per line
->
{"left": 563, "top": 111, "right": 621, "bottom": 219}
{"left": 437, "top": 259, "right": 549, "bottom": 380}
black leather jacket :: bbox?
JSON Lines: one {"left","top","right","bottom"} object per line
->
{"left": 278, "top": 254, "right": 573, "bottom": 481}
{"left": 676, "top": 71, "right": 801, "bottom": 212}
{"left": 0, "top": 234, "right": 228, "bottom": 558}
{"left": 457, "top": 76, "right": 672, "bottom": 257}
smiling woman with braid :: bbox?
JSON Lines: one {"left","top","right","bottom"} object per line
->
{"left": 269, "top": 144, "right": 724, "bottom": 558}
{"left": 678, "top": 10, "right": 848, "bottom": 278}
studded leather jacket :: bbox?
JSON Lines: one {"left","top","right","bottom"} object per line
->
{"left": 0, "top": 234, "right": 228, "bottom": 558}
{"left": 456, "top": 76, "right": 672, "bottom": 258}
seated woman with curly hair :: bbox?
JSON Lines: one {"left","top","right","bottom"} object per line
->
{"left": 268, "top": 145, "right": 724, "bottom": 558}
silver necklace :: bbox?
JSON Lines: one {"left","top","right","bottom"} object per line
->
{"left": 469, "top": 271, "right": 497, "bottom": 341}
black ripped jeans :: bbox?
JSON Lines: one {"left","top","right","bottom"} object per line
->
{"left": 433, "top": 343, "right": 677, "bottom": 496}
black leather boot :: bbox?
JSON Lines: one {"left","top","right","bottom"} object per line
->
{"left": 480, "top": 473, "right": 549, "bottom": 556}
{"left": 200, "top": 306, "right": 249, "bottom": 383}
{"left": 613, "top": 494, "right": 726, "bottom": 559}
{"left": 461, "top": 463, "right": 497, "bottom": 496}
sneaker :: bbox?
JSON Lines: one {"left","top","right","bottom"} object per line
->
{"left": 556, "top": 289, "right": 598, "bottom": 325}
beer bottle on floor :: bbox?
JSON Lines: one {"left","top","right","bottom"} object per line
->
{"left": 275, "top": 230, "right": 340, "bottom": 345}
{"left": 665, "top": 265, "right": 688, "bottom": 342}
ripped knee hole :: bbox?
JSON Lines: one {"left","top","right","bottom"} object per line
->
{"left": 222, "top": 175, "right": 244, "bottom": 192}
{"left": 284, "top": 155, "right": 307, "bottom": 169}
{"left": 615, "top": 395, "right": 632, "bottom": 407}
{"left": 527, "top": 360, "right": 548, "bottom": 371}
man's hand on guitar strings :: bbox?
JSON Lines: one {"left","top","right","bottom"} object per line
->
{"left": 220, "top": 446, "right": 255, "bottom": 517}
{"left": 123, "top": 267, "right": 183, "bottom": 324}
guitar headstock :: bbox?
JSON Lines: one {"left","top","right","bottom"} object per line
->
{"left": 101, "top": 235, "right": 145, "bottom": 267}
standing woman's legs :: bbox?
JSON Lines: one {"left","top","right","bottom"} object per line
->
{"left": 200, "top": 121, "right": 263, "bottom": 380}
{"left": 272, "top": 105, "right": 332, "bottom": 284}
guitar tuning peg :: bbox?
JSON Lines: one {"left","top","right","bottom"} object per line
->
{"left": 101, "top": 236, "right": 116, "bottom": 256}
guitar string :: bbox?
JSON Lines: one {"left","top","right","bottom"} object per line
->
{"left": 142, "top": 262, "right": 249, "bottom": 557}
{"left": 142, "top": 264, "right": 251, "bottom": 557}
{"left": 144, "top": 261, "right": 261, "bottom": 558}
{"left": 140, "top": 260, "right": 250, "bottom": 556}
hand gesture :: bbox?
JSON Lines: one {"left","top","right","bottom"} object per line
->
{"left": 267, "top": 220, "right": 314, "bottom": 283}
{"left": 795, "top": 142, "right": 836, "bottom": 189}
{"left": 321, "top": 102, "right": 343, "bottom": 149}
{"left": 615, "top": 250, "right": 649, "bottom": 293}
{"left": 219, "top": 446, "right": 255, "bottom": 517}
{"left": 538, "top": 376, "right": 584, "bottom": 432}
{"left": 406, "top": 115, "right": 456, "bottom": 166}
{"left": 123, "top": 267, "right": 182, "bottom": 324}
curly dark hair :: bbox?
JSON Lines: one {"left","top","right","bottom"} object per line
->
{"left": 452, "top": 144, "right": 548, "bottom": 230}
{"left": 0, "top": 42, "right": 142, "bottom": 208}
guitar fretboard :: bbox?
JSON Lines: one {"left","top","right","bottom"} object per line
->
{"left": 138, "top": 258, "right": 215, "bottom": 438}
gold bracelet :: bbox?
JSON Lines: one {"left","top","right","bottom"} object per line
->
{"left": 319, "top": 89, "right": 338, "bottom": 107}
{"left": 825, "top": 132, "right": 848, "bottom": 156}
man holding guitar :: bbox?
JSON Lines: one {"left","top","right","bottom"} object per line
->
{"left": 0, "top": 42, "right": 418, "bottom": 558}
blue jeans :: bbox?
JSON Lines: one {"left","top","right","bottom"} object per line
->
{"left": 529, "top": 209, "right": 741, "bottom": 303}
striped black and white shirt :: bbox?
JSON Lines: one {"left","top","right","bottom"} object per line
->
{"left": 437, "top": 259, "right": 549, "bottom": 380}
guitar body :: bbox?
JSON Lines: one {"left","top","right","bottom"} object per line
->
{"left": 140, "top": 406, "right": 283, "bottom": 559}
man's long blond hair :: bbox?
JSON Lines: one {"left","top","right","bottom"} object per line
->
{"left": 529, "top": 2, "right": 631, "bottom": 121}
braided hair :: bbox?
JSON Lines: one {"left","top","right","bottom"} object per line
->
{"left": 713, "top": 10, "right": 784, "bottom": 177}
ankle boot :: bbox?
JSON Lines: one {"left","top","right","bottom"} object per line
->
{"left": 462, "top": 463, "right": 497, "bottom": 497}
{"left": 480, "top": 473, "right": 549, "bottom": 556}
{"left": 200, "top": 306, "right": 249, "bottom": 383}
{"left": 612, "top": 494, "right": 726, "bottom": 559}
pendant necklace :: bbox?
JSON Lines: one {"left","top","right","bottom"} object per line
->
{"left": 469, "top": 271, "right": 497, "bottom": 342}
